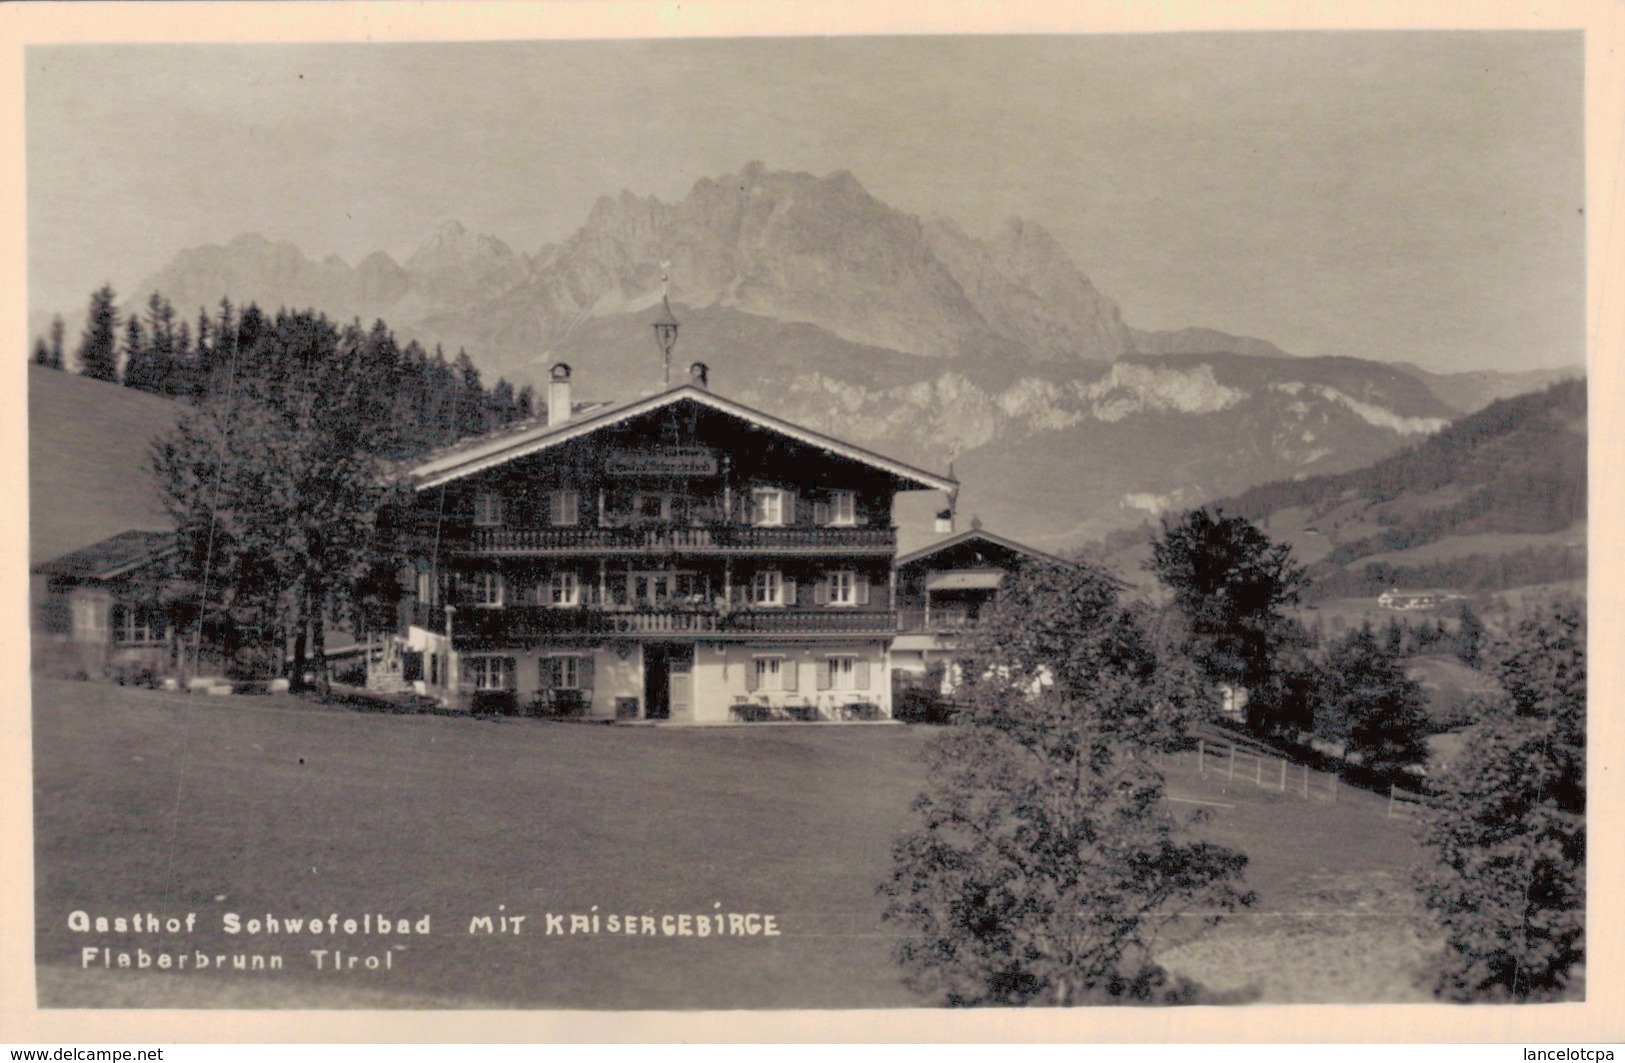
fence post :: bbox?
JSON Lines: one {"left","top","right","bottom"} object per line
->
{"left": 1279, "top": 758, "right": 1286, "bottom": 793}
{"left": 1198, "top": 738, "right": 1205, "bottom": 777}
{"left": 1228, "top": 743, "right": 1235, "bottom": 781}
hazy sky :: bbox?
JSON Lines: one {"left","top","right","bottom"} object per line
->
{"left": 27, "top": 33, "right": 1584, "bottom": 372}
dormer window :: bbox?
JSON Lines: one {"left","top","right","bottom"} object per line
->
{"left": 752, "top": 488, "right": 787, "bottom": 527}
{"left": 473, "top": 491, "right": 504, "bottom": 527}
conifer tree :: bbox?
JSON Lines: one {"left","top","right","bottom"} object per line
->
{"left": 75, "top": 284, "right": 120, "bottom": 381}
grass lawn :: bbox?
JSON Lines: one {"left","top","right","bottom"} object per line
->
{"left": 32, "top": 679, "right": 1437, "bottom": 1009}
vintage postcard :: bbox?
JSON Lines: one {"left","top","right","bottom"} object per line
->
{"left": 3, "top": 0, "right": 1621, "bottom": 1045}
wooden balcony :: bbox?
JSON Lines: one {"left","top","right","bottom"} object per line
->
{"left": 466, "top": 523, "right": 897, "bottom": 557}
{"left": 896, "top": 606, "right": 975, "bottom": 632}
{"left": 428, "top": 602, "right": 899, "bottom": 645}
{"left": 719, "top": 609, "right": 898, "bottom": 635}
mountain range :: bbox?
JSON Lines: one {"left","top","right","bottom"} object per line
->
{"left": 53, "top": 162, "right": 1579, "bottom": 549}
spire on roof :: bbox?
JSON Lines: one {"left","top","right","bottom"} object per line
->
{"left": 652, "top": 262, "right": 680, "bottom": 386}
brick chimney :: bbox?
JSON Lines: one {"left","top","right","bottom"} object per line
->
{"left": 548, "top": 362, "right": 572, "bottom": 426}
{"left": 689, "top": 361, "right": 709, "bottom": 389}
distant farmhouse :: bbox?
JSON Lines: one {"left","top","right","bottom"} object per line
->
{"left": 1377, "top": 588, "right": 1465, "bottom": 611}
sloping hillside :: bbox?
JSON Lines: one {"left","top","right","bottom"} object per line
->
{"left": 1097, "top": 380, "right": 1586, "bottom": 600}
{"left": 29, "top": 366, "right": 180, "bottom": 566}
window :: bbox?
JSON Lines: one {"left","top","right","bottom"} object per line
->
{"left": 72, "top": 598, "right": 105, "bottom": 641}
{"left": 751, "top": 569, "right": 783, "bottom": 607}
{"left": 466, "top": 656, "right": 515, "bottom": 691}
{"left": 473, "top": 491, "right": 504, "bottom": 527}
{"left": 751, "top": 488, "right": 786, "bottom": 527}
{"left": 827, "top": 571, "right": 857, "bottom": 606}
{"left": 633, "top": 492, "right": 672, "bottom": 522}
{"left": 471, "top": 571, "right": 504, "bottom": 608}
{"left": 549, "top": 571, "right": 581, "bottom": 607}
{"left": 112, "top": 604, "right": 165, "bottom": 645}
{"left": 416, "top": 569, "right": 439, "bottom": 607}
{"left": 543, "top": 655, "right": 583, "bottom": 690}
{"left": 753, "top": 656, "right": 784, "bottom": 692}
{"left": 829, "top": 491, "right": 857, "bottom": 526}
{"left": 827, "top": 655, "right": 857, "bottom": 690}
{"left": 551, "top": 489, "right": 579, "bottom": 527}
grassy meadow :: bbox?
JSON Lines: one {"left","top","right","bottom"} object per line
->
{"left": 33, "top": 679, "right": 1438, "bottom": 1009}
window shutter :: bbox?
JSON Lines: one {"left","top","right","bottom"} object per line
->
{"left": 746, "top": 661, "right": 760, "bottom": 692}
{"left": 814, "top": 500, "right": 831, "bottom": 525}
{"left": 812, "top": 579, "right": 829, "bottom": 606}
{"left": 817, "top": 660, "right": 832, "bottom": 691}
{"left": 579, "top": 654, "right": 595, "bottom": 691}
{"left": 856, "top": 578, "right": 870, "bottom": 606}
{"left": 783, "top": 490, "right": 797, "bottom": 525}
{"left": 855, "top": 659, "right": 871, "bottom": 690}
{"left": 783, "top": 658, "right": 798, "bottom": 692}
{"left": 783, "top": 578, "right": 797, "bottom": 606}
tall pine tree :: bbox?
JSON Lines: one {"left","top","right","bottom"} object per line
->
{"left": 75, "top": 284, "right": 120, "bottom": 381}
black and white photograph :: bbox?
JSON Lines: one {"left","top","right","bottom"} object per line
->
{"left": 7, "top": 0, "right": 1618, "bottom": 1041}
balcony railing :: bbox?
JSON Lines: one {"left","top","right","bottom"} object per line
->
{"left": 896, "top": 606, "right": 975, "bottom": 632}
{"left": 720, "top": 609, "right": 898, "bottom": 635}
{"left": 467, "top": 523, "right": 896, "bottom": 556}
{"left": 422, "top": 602, "right": 899, "bottom": 644}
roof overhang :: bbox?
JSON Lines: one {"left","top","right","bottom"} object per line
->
{"left": 896, "top": 528, "right": 1076, "bottom": 570}
{"left": 926, "top": 570, "right": 1006, "bottom": 592}
{"left": 407, "top": 385, "right": 957, "bottom": 494}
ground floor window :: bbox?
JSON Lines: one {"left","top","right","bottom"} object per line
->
{"left": 821, "top": 655, "right": 870, "bottom": 691}
{"left": 111, "top": 603, "right": 166, "bottom": 645}
{"left": 541, "top": 654, "right": 585, "bottom": 690}
{"left": 749, "top": 655, "right": 788, "bottom": 692}
{"left": 465, "top": 655, "right": 515, "bottom": 691}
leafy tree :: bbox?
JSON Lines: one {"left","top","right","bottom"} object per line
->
{"left": 1316, "top": 622, "right": 1430, "bottom": 774}
{"left": 151, "top": 309, "right": 393, "bottom": 687}
{"left": 75, "top": 284, "right": 120, "bottom": 381}
{"left": 1415, "top": 601, "right": 1585, "bottom": 1000}
{"left": 1147, "top": 508, "right": 1308, "bottom": 734}
{"left": 881, "top": 562, "right": 1253, "bottom": 1006}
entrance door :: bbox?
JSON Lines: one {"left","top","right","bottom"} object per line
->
{"left": 642, "top": 643, "right": 694, "bottom": 720}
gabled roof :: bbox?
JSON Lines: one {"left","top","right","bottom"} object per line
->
{"left": 33, "top": 530, "right": 176, "bottom": 582}
{"left": 895, "top": 528, "right": 1076, "bottom": 570}
{"left": 404, "top": 384, "right": 957, "bottom": 493}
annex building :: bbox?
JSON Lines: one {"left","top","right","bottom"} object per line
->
{"left": 382, "top": 353, "right": 959, "bottom": 723}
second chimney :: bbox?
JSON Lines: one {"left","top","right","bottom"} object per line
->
{"left": 688, "top": 361, "right": 709, "bottom": 389}
{"left": 548, "top": 362, "right": 572, "bottom": 426}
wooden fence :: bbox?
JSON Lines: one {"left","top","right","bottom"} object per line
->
{"left": 1157, "top": 733, "right": 1429, "bottom": 817}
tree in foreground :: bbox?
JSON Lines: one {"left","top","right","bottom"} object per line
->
{"left": 1147, "top": 508, "right": 1308, "bottom": 736}
{"left": 1415, "top": 600, "right": 1585, "bottom": 1001}
{"left": 881, "top": 562, "right": 1253, "bottom": 1006}
{"left": 151, "top": 309, "right": 393, "bottom": 687}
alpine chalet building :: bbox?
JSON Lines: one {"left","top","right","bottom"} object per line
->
{"left": 384, "top": 320, "right": 957, "bottom": 723}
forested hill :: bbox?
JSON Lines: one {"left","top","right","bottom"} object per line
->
{"left": 1225, "top": 378, "right": 1585, "bottom": 533}
{"left": 1099, "top": 379, "right": 1586, "bottom": 600}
